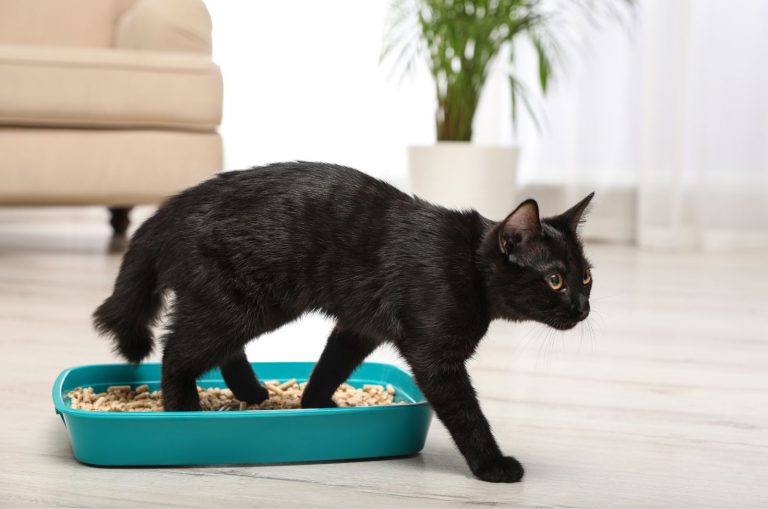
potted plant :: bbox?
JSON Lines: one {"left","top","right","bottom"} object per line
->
{"left": 382, "top": 0, "right": 633, "bottom": 219}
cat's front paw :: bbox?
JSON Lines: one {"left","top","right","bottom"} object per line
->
{"left": 473, "top": 456, "right": 525, "bottom": 483}
{"left": 234, "top": 385, "right": 269, "bottom": 405}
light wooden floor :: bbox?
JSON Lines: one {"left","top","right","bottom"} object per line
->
{"left": 1, "top": 209, "right": 767, "bottom": 508}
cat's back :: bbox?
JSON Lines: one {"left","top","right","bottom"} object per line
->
{"left": 158, "top": 162, "right": 422, "bottom": 242}
{"left": 213, "top": 162, "right": 408, "bottom": 206}
{"left": 166, "top": 161, "right": 483, "bottom": 241}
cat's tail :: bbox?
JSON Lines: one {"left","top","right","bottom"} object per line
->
{"left": 92, "top": 237, "right": 162, "bottom": 363}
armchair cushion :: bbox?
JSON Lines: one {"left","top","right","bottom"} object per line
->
{"left": 0, "top": 44, "right": 222, "bottom": 130}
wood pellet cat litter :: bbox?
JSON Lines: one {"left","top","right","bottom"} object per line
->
{"left": 67, "top": 380, "right": 399, "bottom": 412}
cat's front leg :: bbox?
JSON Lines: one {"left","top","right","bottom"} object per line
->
{"left": 403, "top": 352, "right": 524, "bottom": 483}
{"left": 302, "top": 327, "right": 380, "bottom": 409}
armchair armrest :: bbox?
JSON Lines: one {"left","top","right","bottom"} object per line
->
{"left": 114, "top": 0, "right": 213, "bottom": 54}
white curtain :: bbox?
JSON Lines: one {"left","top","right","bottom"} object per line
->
{"left": 638, "top": 0, "right": 768, "bottom": 249}
{"left": 511, "top": 0, "right": 768, "bottom": 249}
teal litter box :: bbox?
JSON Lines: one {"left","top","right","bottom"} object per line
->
{"left": 52, "top": 362, "right": 433, "bottom": 466}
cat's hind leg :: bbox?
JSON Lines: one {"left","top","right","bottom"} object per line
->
{"left": 160, "top": 296, "right": 261, "bottom": 411}
{"left": 160, "top": 324, "right": 211, "bottom": 411}
{"left": 221, "top": 350, "right": 269, "bottom": 405}
{"left": 301, "top": 327, "right": 380, "bottom": 409}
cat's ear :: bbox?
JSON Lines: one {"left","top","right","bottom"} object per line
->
{"left": 559, "top": 192, "right": 595, "bottom": 232}
{"left": 498, "top": 199, "right": 541, "bottom": 255}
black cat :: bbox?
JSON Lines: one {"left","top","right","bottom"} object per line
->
{"left": 93, "top": 162, "right": 594, "bottom": 483}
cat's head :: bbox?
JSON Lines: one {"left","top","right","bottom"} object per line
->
{"left": 479, "top": 194, "right": 594, "bottom": 330}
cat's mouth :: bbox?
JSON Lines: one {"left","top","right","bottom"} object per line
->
{"left": 546, "top": 319, "right": 579, "bottom": 330}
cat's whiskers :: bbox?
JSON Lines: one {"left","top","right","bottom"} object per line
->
{"left": 588, "top": 309, "right": 606, "bottom": 337}
{"left": 533, "top": 324, "right": 551, "bottom": 367}
{"left": 551, "top": 326, "right": 566, "bottom": 365}
{"left": 536, "top": 323, "right": 562, "bottom": 369}
{"left": 514, "top": 321, "right": 553, "bottom": 359}
{"left": 584, "top": 316, "right": 598, "bottom": 351}
{"left": 507, "top": 322, "right": 543, "bottom": 357}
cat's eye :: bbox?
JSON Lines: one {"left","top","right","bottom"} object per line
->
{"left": 546, "top": 273, "right": 564, "bottom": 291}
{"left": 583, "top": 269, "right": 592, "bottom": 285}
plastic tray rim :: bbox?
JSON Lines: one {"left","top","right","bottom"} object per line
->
{"left": 53, "top": 361, "right": 429, "bottom": 419}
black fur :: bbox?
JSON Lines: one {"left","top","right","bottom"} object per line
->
{"left": 93, "top": 162, "right": 594, "bottom": 483}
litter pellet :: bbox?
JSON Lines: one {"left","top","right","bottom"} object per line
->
{"left": 67, "top": 381, "right": 399, "bottom": 412}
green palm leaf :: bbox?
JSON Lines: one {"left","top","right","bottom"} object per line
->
{"left": 381, "top": 0, "right": 635, "bottom": 141}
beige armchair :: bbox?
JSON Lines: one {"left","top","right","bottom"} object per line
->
{"left": 0, "top": 0, "right": 223, "bottom": 245}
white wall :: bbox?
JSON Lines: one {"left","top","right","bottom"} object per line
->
{"left": 205, "top": 0, "right": 436, "bottom": 190}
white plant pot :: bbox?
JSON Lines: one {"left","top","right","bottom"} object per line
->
{"left": 408, "top": 142, "right": 520, "bottom": 220}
